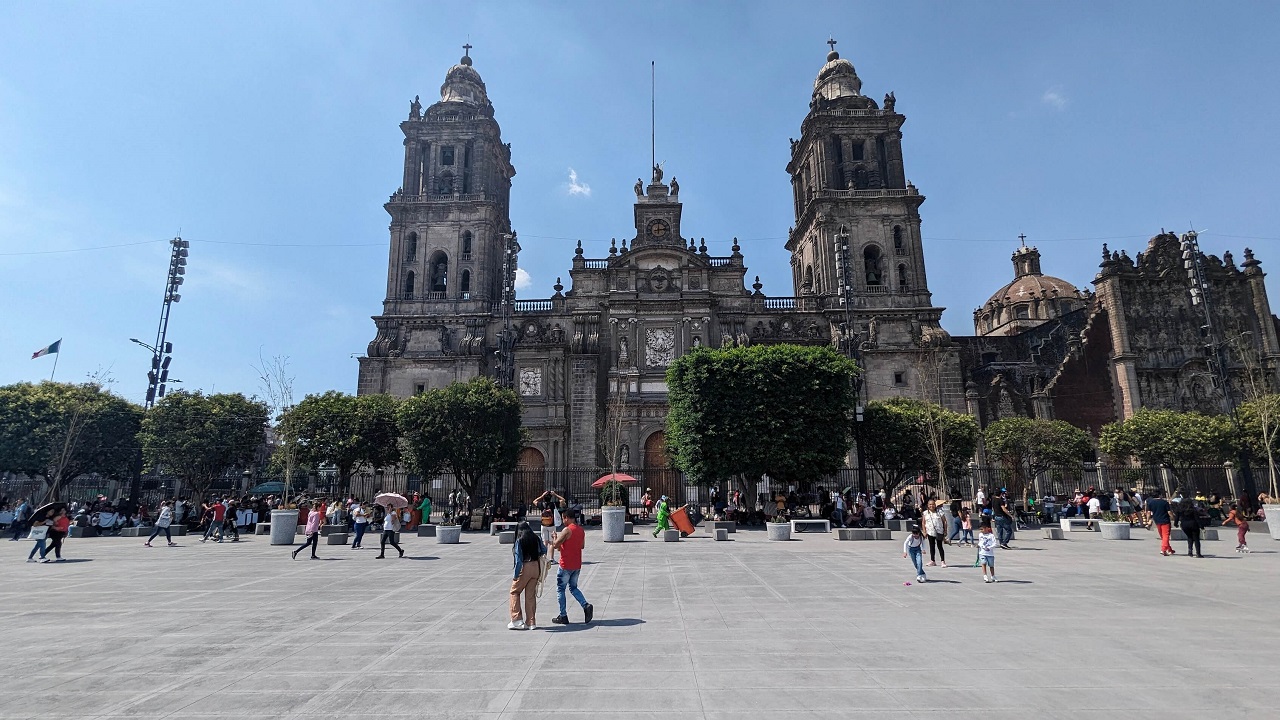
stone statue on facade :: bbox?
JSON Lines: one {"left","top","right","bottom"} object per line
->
{"left": 618, "top": 336, "right": 630, "bottom": 366}
{"left": 439, "top": 325, "right": 452, "bottom": 355}
{"left": 634, "top": 178, "right": 644, "bottom": 197}
{"left": 883, "top": 91, "right": 896, "bottom": 112}
{"left": 619, "top": 444, "right": 630, "bottom": 469}
{"left": 670, "top": 177, "right": 679, "bottom": 196}
{"left": 652, "top": 163, "right": 663, "bottom": 183}
{"left": 410, "top": 95, "right": 422, "bottom": 119}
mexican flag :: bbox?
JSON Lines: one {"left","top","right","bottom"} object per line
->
{"left": 32, "top": 339, "right": 61, "bottom": 359}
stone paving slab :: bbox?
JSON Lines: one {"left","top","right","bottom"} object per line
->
{"left": 0, "top": 526, "right": 1277, "bottom": 718}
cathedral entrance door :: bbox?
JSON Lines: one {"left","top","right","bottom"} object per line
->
{"left": 643, "top": 431, "right": 681, "bottom": 507}
{"left": 513, "top": 447, "right": 546, "bottom": 509}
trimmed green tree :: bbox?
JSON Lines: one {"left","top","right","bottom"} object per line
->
{"left": 1098, "top": 409, "right": 1231, "bottom": 488}
{"left": 983, "top": 417, "right": 1093, "bottom": 500}
{"left": 280, "top": 391, "right": 401, "bottom": 494}
{"left": 860, "top": 397, "right": 978, "bottom": 496}
{"left": 1237, "top": 394, "right": 1280, "bottom": 497}
{"left": 665, "top": 344, "right": 858, "bottom": 504}
{"left": 0, "top": 381, "right": 143, "bottom": 501}
{"left": 139, "top": 390, "right": 269, "bottom": 499}
{"left": 397, "top": 377, "right": 523, "bottom": 500}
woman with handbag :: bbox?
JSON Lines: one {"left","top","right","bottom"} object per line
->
{"left": 26, "top": 514, "right": 53, "bottom": 563}
{"left": 508, "top": 521, "right": 546, "bottom": 630}
{"left": 376, "top": 503, "right": 405, "bottom": 559}
{"left": 43, "top": 508, "right": 70, "bottom": 561}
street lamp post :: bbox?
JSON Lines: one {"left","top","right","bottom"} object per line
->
{"left": 492, "top": 231, "right": 520, "bottom": 506}
{"left": 834, "top": 225, "right": 868, "bottom": 497}
{"left": 1180, "top": 231, "right": 1258, "bottom": 510}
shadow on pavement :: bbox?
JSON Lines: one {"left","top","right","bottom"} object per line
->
{"left": 544, "top": 618, "right": 646, "bottom": 633}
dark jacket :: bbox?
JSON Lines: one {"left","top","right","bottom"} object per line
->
{"left": 512, "top": 533, "right": 547, "bottom": 580}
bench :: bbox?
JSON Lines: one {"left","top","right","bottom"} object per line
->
{"left": 171, "top": 525, "right": 187, "bottom": 536}
{"left": 490, "top": 521, "right": 520, "bottom": 536}
{"left": 119, "top": 527, "right": 144, "bottom": 537}
{"left": 1044, "top": 527, "right": 1065, "bottom": 540}
{"left": 255, "top": 523, "right": 271, "bottom": 535}
{"left": 705, "top": 520, "right": 737, "bottom": 534}
{"left": 714, "top": 528, "right": 729, "bottom": 541}
{"left": 325, "top": 533, "right": 348, "bottom": 545}
{"left": 417, "top": 524, "right": 436, "bottom": 537}
{"left": 834, "top": 528, "right": 892, "bottom": 541}
{"left": 498, "top": 531, "right": 516, "bottom": 544}
{"left": 69, "top": 526, "right": 95, "bottom": 538}
{"left": 1170, "top": 528, "right": 1219, "bottom": 542}
{"left": 1060, "top": 518, "right": 1099, "bottom": 532}
{"left": 663, "top": 529, "right": 681, "bottom": 542}
{"left": 791, "top": 519, "right": 831, "bottom": 534}
{"left": 320, "top": 524, "right": 346, "bottom": 536}
{"left": 624, "top": 522, "right": 635, "bottom": 535}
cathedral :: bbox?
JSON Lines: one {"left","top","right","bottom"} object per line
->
{"left": 356, "top": 43, "right": 1280, "bottom": 478}
{"left": 356, "top": 44, "right": 963, "bottom": 475}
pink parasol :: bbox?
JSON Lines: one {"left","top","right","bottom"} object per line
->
{"left": 591, "top": 473, "right": 639, "bottom": 489}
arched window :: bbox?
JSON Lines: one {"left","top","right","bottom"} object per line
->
{"left": 897, "top": 264, "right": 908, "bottom": 290}
{"left": 802, "top": 264, "right": 814, "bottom": 292}
{"left": 429, "top": 252, "right": 448, "bottom": 293}
{"left": 863, "top": 245, "right": 883, "bottom": 285}
{"left": 892, "top": 226, "right": 904, "bottom": 254}
{"left": 1015, "top": 306, "right": 1030, "bottom": 320}
{"left": 460, "top": 269, "right": 471, "bottom": 297}
{"left": 403, "top": 270, "right": 415, "bottom": 298}
{"left": 461, "top": 231, "right": 473, "bottom": 257}
{"left": 404, "top": 232, "right": 417, "bottom": 262}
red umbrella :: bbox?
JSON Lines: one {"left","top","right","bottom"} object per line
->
{"left": 592, "top": 473, "right": 639, "bottom": 489}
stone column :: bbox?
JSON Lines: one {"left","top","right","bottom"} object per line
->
{"left": 1223, "top": 461, "right": 1238, "bottom": 501}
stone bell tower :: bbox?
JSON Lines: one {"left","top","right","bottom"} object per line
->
{"left": 785, "top": 39, "right": 961, "bottom": 410}
{"left": 358, "top": 47, "right": 517, "bottom": 396}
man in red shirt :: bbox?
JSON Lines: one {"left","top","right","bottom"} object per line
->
{"left": 201, "top": 498, "right": 226, "bottom": 543}
{"left": 550, "top": 509, "right": 593, "bottom": 625}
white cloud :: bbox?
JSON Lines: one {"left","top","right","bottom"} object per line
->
{"left": 1041, "top": 86, "right": 1068, "bottom": 110}
{"left": 566, "top": 167, "right": 591, "bottom": 197}
{"left": 514, "top": 267, "right": 532, "bottom": 291}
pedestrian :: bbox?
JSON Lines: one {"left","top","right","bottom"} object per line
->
{"left": 1146, "top": 490, "right": 1175, "bottom": 556}
{"left": 10, "top": 497, "right": 30, "bottom": 541}
{"left": 640, "top": 488, "right": 653, "bottom": 520}
{"left": 145, "top": 501, "right": 178, "bottom": 547}
{"left": 549, "top": 509, "right": 593, "bottom": 625}
{"left": 292, "top": 503, "right": 322, "bottom": 560}
{"left": 1224, "top": 503, "right": 1250, "bottom": 553}
{"left": 222, "top": 498, "right": 240, "bottom": 542}
{"left": 947, "top": 498, "right": 963, "bottom": 543}
{"left": 416, "top": 493, "right": 433, "bottom": 527}
{"left": 1175, "top": 498, "right": 1203, "bottom": 558}
{"left": 977, "top": 521, "right": 999, "bottom": 582}
{"left": 651, "top": 495, "right": 673, "bottom": 538}
{"left": 377, "top": 503, "right": 405, "bottom": 559}
{"left": 993, "top": 492, "right": 1016, "bottom": 548}
{"left": 42, "top": 507, "right": 70, "bottom": 562}
{"left": 903, "top": 523, "right": 927, "bottom": 583}
{"left": 201, "top": 498, "right": 225, "bottom": 543}
{"left": 959, "top": 508, "right": 974, "bottom": 545}
{"left": 508, "top": 521, "right": 546, "bottom": 630}
{"left": 921, "top": 500, "right": 948, "bottom": 567}
{"left": 351, "top": 501, "right": 369, "bottom": 549}
{"left": 26, "top": 512, "right": 52, "bottom": 563}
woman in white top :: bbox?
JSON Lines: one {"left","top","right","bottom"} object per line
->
{"left": 145, "top": 501, "right": 177, "bottom": 547}
{"left": 350, "top": 502, "right": 369, "bottom": 549}
{"left": 921, "top": 500, "right": 948, "bottom": 567}
{"left": 377, "top": 503, "right": 404, "bottom": 559}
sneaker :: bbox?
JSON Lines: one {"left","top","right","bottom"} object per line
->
{"left": 41, "top": 558, "right": 52, "bottom": 563}
{"left": 507, "top": 620, "right": 526, "bottom": 630}
{"left": 56, "top": 558, "right": 66, "bottom": 562}
{"left": 940, "top": 562, "right": 948, "bottom": 568}
{"left": 399, "top": 549, "right": 405, "bottom": 558}
{"left": 551, "top": 615, "right": 569, "bottom": 625}
{"left": 527, "top": 624, "right": 537, "bottom": 630}
{"left": 26, "top": 558, "right": 36, "bottom": 563}
{"left": 167, "top": 542, "right": 177, "bottom": 547}
{"left": 583, "top": 603, "right": 594, "bottom": 624}
{"left": 926, "top": 561, "right": 936, "bottom": 567}
{"left": 983, "top": 575, "right": 992, "bottom": 583}
{"left": 915, "top": 574, "right": 925, "bottom": 583}
{"left": 144, "top": 542, "right": 152, "bottom": 547}
{"left": 992, "top": 576, "right": 999, "bottom": 583}
{"left": 291, "top": 550, "right": 299, "bottom": 560}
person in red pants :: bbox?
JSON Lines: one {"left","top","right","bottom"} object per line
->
{"left": 1145, "top": 490, "right": 1174, "bottom": 556}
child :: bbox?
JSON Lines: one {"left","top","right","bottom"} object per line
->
{"left": 959, "top": 508, "right": 974, "bottom": 546}
{"left": 1223, "top": 503, "right": 1250, "bottom": 553}
{"left": 977, "top": 521, "right": 998, "bottom": 583}
{"left": 903, "top": 524, "right": 927, "bottom": 583}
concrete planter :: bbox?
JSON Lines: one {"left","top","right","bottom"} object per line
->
{"left": 1265, "top": 506, "right": 1280, "bottom": 541}
{"left": 436, "top": 525, "right": 462, "bottom": 544}
{"left": 1099, "top": 522, "right": 1131, "bottom": 540}
{"left": 269, "top": 509, "right": 299, "bottom": 545}
{"left": 601, "top": 506, "right": 627, "bottom": 543}
{"left": 766, "top": 522, "right": 791, "bottom": 541}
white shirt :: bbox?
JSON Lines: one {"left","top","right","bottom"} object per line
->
{"left": 922, "top": 510, "right": 945, "bottom": 536}
{"left": 1087, "top": 497, "right": 1102, "bottom": 513}
{"left": 352, "top": 505, "right": 367, "bottom": 524}
{"left": 977, "top": 532, "right": 997, "bottom": 555}
{"left": 975, "top": 491, "right": 986, "bottom": 506}
{"left": 903, "top": 534, "right": 923, "bottom": 552}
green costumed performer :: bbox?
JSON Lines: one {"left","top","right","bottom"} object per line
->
{"left": 417, "top": 494, "right": 433, "bottom": 525}
{"left": 652, "top": 495, "right": 672, "bottom": 538}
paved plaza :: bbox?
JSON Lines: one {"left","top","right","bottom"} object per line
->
{"left": 1, "top": 524, "right": 1278, "bottom": 719}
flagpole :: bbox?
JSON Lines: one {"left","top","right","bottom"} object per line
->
{"left": 50, "top": 346, "right": 60, "bottom": 382}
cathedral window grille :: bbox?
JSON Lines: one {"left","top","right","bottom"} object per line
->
{"left": 461, "top": 231, "right": 473, "bottom": 259}
{"left": 830, "top": 136, "right": 845, "bottom": 189}
{"left": 893, "top": 226, "right": 905, "bottom": 255}
{"left": 403, "top": 270, "right": 415, "bottom": 298}
{"left": 897, "top": 264, "right": 909, "bottom": 291}
{"left": 429, "top": 252, "right": 449, "bottom": 294}
{"left": 441, "top": 146, "right": 455, "bottom": 166}
{"left": 850, "top": 139, "right": 865, "bottom": 161}
{"left": 414, "top": 383, "right": 426, "bottom": 395}
{"left": 460, "top": 269, "right": 471, "bottom": 298}
{"left": 893, "top": 371, "right": 907, "bottom": 387}
{"left": 863, "top": 246, "right": 884, "bottom": 286}
{"left": 405, "top": 232, "right": 418, "bottom": 262}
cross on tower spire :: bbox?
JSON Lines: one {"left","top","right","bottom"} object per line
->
{"left": 826, "top": 37, "right": 837, "bottom": 52}
{"left": 1018, "top": 233, "right": 1027, "bottom": 247}
{"left": 462, "top": 43, "right": 472, "bottom": 57}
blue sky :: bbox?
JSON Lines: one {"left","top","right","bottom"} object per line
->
{"left": 2, "top": 2, "right": 1278, "bottom": 404}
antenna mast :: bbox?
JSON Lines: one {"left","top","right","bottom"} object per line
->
{"left": 651, "top": 61, "right": 655, "bottom": 175}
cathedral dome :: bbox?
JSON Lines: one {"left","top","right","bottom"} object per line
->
{"left": 439, "top": 54, "right": 491, "bottom": 107}
{"left": 975, "top": 244, "right": 1089, "bottom": 336}
{"left": 986, "top": 272, "right": 1082, "bottom": 307}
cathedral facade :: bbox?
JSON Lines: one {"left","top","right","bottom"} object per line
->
{"left": 356, "top": 45, "right": 964, "bottom": 472}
